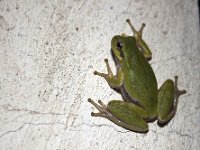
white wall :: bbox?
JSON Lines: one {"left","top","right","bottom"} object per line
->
{"left": 0, "top": 0, "right": 199, "bottom": 149}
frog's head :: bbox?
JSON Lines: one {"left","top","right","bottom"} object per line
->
{"left": 111, "top": 35, "right": 126, "bottom": 62}
{"left": 111, "top": 35, "right": 138, "bottom": 63}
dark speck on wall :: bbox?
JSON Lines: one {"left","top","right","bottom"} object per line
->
{"left": 45, "top": 41, "right": 49, "bottom": 45}
{"left": 162, "top": 31, "right": 168, "bottom": 35}
{"left": 16, "top": 4, "right": 19, "bottom": 9}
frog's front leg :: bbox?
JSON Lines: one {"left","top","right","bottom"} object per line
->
{"left": 157, "top": 76, "right": 186, "bottom": 123}
{"left": 94, "top": 59, "right": 124, "bottom": 89}
{"left": 88, "top": 98, "right": 149, "bottom": 132}
{"left": 126, "top": 19, "right": 152, "bottom": 60}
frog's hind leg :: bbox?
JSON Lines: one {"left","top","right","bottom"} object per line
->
{"left": 88, "top": 98, "right": 109, "bottom": 118}
{"left": 174, "top": 76, "right": 187, "bottom": 103}
{"left": 157, "top": 76, "right": 186, "bottom": 124}
{"left": 88, "top": 98, "right": 149, "bottom": 132}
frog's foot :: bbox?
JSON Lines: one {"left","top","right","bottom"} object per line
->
{"left": 174, "top": 76, "right": 187, "bottom": 101}
{"left": 88, "top": 98, "right": 149, "bottom": 132}
{"left": 126, "top": 19, "right": 152, "bottom": 60}
{"left": 157, "top": 76, "right": 186, "bottom": 124}
{"left": 88, "top": 98, "right": 112, "bottom": 118}
{"left": 126, "top": 19, "right": 145, "bottom": 39}
{"left": 94, "top": 59, "right": 113, "bottom": 78}
{"left": 94, "top": 59, "right": 123, "bottom": 88}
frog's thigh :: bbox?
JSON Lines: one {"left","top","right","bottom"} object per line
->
{"left": 108, "top": 100, "right": 148, "bottom": 132}
{"left": 157, "top": 79, "right": 174, "bottom": 123}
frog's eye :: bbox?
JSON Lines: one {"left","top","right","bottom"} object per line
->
{"left": 117, "top": 41, "right": 123, "bottom": 49}
{"left": 116, "top": 39, "right": 124, "bottom": 58}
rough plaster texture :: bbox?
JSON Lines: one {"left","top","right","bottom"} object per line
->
{"left": 0, "top": 0, "right": 199, "bottom": 150}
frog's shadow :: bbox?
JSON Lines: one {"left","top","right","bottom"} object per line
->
{"left": 111, "top": 50, "right": 171, "bottom": 128}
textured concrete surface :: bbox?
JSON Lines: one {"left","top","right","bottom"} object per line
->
{"left": 0, "top": 0, "right": 199, "bottom": 150}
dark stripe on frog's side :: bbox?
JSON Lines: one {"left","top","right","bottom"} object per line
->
{"left": 112, "top": 47, "right": 143, "bottom": 106}
{"left": 120, "top": 83, "right": 142, "bottom": 106}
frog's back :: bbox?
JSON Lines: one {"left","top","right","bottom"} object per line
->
{"left": 122, "top": 36, "right": 158, "bottom": 113}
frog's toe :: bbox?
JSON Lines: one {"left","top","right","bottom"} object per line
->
{"left": 174, "top": 76, "right": 186, "bottom": 99}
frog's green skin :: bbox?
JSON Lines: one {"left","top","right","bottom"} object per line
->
{"left": 88, "top": 19, "right": 186, "bottom": 132}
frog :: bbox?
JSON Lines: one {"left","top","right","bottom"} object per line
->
{"left": 88, "top": 19, "right": 186, "bottom": 132}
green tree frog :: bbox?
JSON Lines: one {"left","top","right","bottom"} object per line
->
{"left": 88, "top": 19, "right": 186, "bottom": 132}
